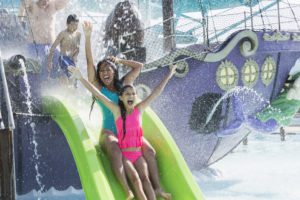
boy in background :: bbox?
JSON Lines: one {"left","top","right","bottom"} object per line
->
{"left": 19, "top": 0, "right": 70, "bottom": 79}
{"left": 48, "top": 14, "right": 81, "bottom": 85}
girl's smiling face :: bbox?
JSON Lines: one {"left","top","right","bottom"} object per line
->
{"left": 99, "top": 63, "right": 115, "bottom": 86}
{"left": 120, "top": 86, "right": 137, "bottom": 110}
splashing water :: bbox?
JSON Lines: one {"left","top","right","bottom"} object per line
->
{"left": 19, "top": 59, "right": 44, "bottom": 199}
{"left": 204, "top": 86, "right": 281, "bottom": 126}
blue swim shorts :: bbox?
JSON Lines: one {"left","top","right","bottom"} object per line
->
{"left": 58, "top": 55, "right": 75, "bottom": 78}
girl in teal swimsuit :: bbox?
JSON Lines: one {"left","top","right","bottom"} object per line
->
{"left": 69, "top": 65, "right": 176, "bottom": 200}
{"left": 83, "top": 21, "right": 170, "bottom": 200}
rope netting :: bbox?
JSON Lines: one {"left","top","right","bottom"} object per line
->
{"left": 1, "top": 0, "right": 300, "bottom": 65}
{"left": 143, "top": 0, "right": 300, "bottom": 64}
{"left": 101, "top": 0, "right": 300, "bottom": 64}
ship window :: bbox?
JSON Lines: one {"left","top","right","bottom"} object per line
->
{"left": 242, "top": 59, "right": 259, "bottom": 87}
{"left": 172, "top": 60, "right": 189, "bottom": 78}
{"left": 261, "top": 56, "right": 276, "bottom": 86}
{"left": 216, "top": 60, "right": 239, "bottom": 90}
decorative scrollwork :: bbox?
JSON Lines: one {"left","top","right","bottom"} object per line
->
{"left": 292, "top": 33, "right": 300, "bottom": 41}
{"left": 263, "top": 31, "right": 290, "bottom": 41}
{"left": 144, "top": 30, "right": 258, "bottom": 71}
{"left": 240, "top": 39, "right": 256, "bottom": 57}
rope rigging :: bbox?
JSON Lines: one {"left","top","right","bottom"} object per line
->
{"left": 257, "top": 0, "right": 266, "bottom": 29}
{"left": 2, "top": 0, "right": 300, "bottom": 69}
{"left": 286, "top": 0, "right": 300, "bottom": 30}
{"left": 207, "top": 0, "right": 219, "bottom": 43}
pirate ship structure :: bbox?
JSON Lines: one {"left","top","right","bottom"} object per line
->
{"left": 1, "top": 0, "right": 300, "bottom": 199}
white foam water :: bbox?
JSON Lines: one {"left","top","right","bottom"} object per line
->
{"left": 20, "top": 59, "right": 44, "bottom": 199}
{"left": 205, "top": 87, "right": 270, "bottom": 125}
{"left": 195, "top": 133, "right": 300, "bottom": 200}
{"left": 16, "top": 186, "right": 85, "bottom": 200}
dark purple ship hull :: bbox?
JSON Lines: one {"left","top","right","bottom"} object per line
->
{"left": 1, "top": 29, "right": 300, "bottom": 198}
{"left": 136, "top": 30, "right": 300, "bottom": 169}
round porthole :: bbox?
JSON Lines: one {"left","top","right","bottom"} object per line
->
{"left": 171, "top": 60, "right": 189, "bottom": 78}
{"left": 261, "top": 56, "right": 276, "bottom": 86}
{"left": 216, "top": 60, "right": 239, "bottom": 90}
{"left": 135, "top": 84, "right": 151, "bottom": 100}
{"left": 241, "top": 59, "right": 259, "bottom": 87}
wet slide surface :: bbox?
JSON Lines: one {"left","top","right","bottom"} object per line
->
{"left": 42, "top": 93, "right": 204, "bottom": 200}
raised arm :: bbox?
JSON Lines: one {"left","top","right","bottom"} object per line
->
{"left": 137, "top": 65, "right": 176, "bottom": 112}
{"left": 119, "top": 59, "right": 143, "bottom": 85}
{"left": 54, "top": 0, "right": 69, "bottom": 11}
{"left": 82, "top": 21, "right": 99, "bottom": 87}
{"left": 48, "top": 32, "right": 64, "bottom": 74}
{"left": 68, "top": 66, "right": 120, "bottom": 116}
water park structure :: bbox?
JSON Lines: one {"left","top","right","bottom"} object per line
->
{"left": 2, "top": 0, "right": 300, "bottom": 199}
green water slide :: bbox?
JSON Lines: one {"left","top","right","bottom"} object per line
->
{"left": 42, "top": 93, "right": 205, "bottom": 200}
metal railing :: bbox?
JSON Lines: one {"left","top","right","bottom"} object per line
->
{"left": 0, "top": 49, "right": 16, "bottom": 200}
{"left": 0, "top": 49, "right": 15, "bottom": 130}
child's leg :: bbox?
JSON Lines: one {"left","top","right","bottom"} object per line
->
{"left": 141, "top": 138, "right": 159, "bottom": 186}
{"left": 134, "top": 156, "right": 156, "bottom": 200}
{"left": 102, "top": 131, "right": 133, "bottom": 199}
{"left": 123, "top": 157, "right": 147, "bottom": 200}
{"left": 142, "top": 138, "right": 171, "bottom": 200}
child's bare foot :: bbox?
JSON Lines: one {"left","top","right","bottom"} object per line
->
{"left": 125, "top": 191, "right": 134, "bottom": 200}
{"left": 155, "top": 188, "right": 172, "bottom": 200}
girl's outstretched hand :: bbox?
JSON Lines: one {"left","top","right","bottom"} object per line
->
{"left": 82, "top": 21, "right": 93, "bottom": 37}
{"left": 169, "top": 64, "right": 177, "bottom": 77}
{"left": 68, "top": 66, "right": 82, "bottom": 80}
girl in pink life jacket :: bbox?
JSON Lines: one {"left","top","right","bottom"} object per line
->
{"left": 69, "top": 65, "right": 176, "bottom": 200}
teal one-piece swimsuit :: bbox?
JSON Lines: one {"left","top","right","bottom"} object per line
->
{"left": 96, "top": 87, "right": 119, "bottom": 135}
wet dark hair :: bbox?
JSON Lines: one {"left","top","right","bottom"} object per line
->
{"left": 118, "top": 85, "right": 134, "bottom": 140}
{"left": 95, "top": 59, "right": 122, "bottom": 91}
{"left": 67, "top": 14, "right": 79, "bottom": 24}
{"left": 89, "top": 59, "right": 123, "bottom": 118}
